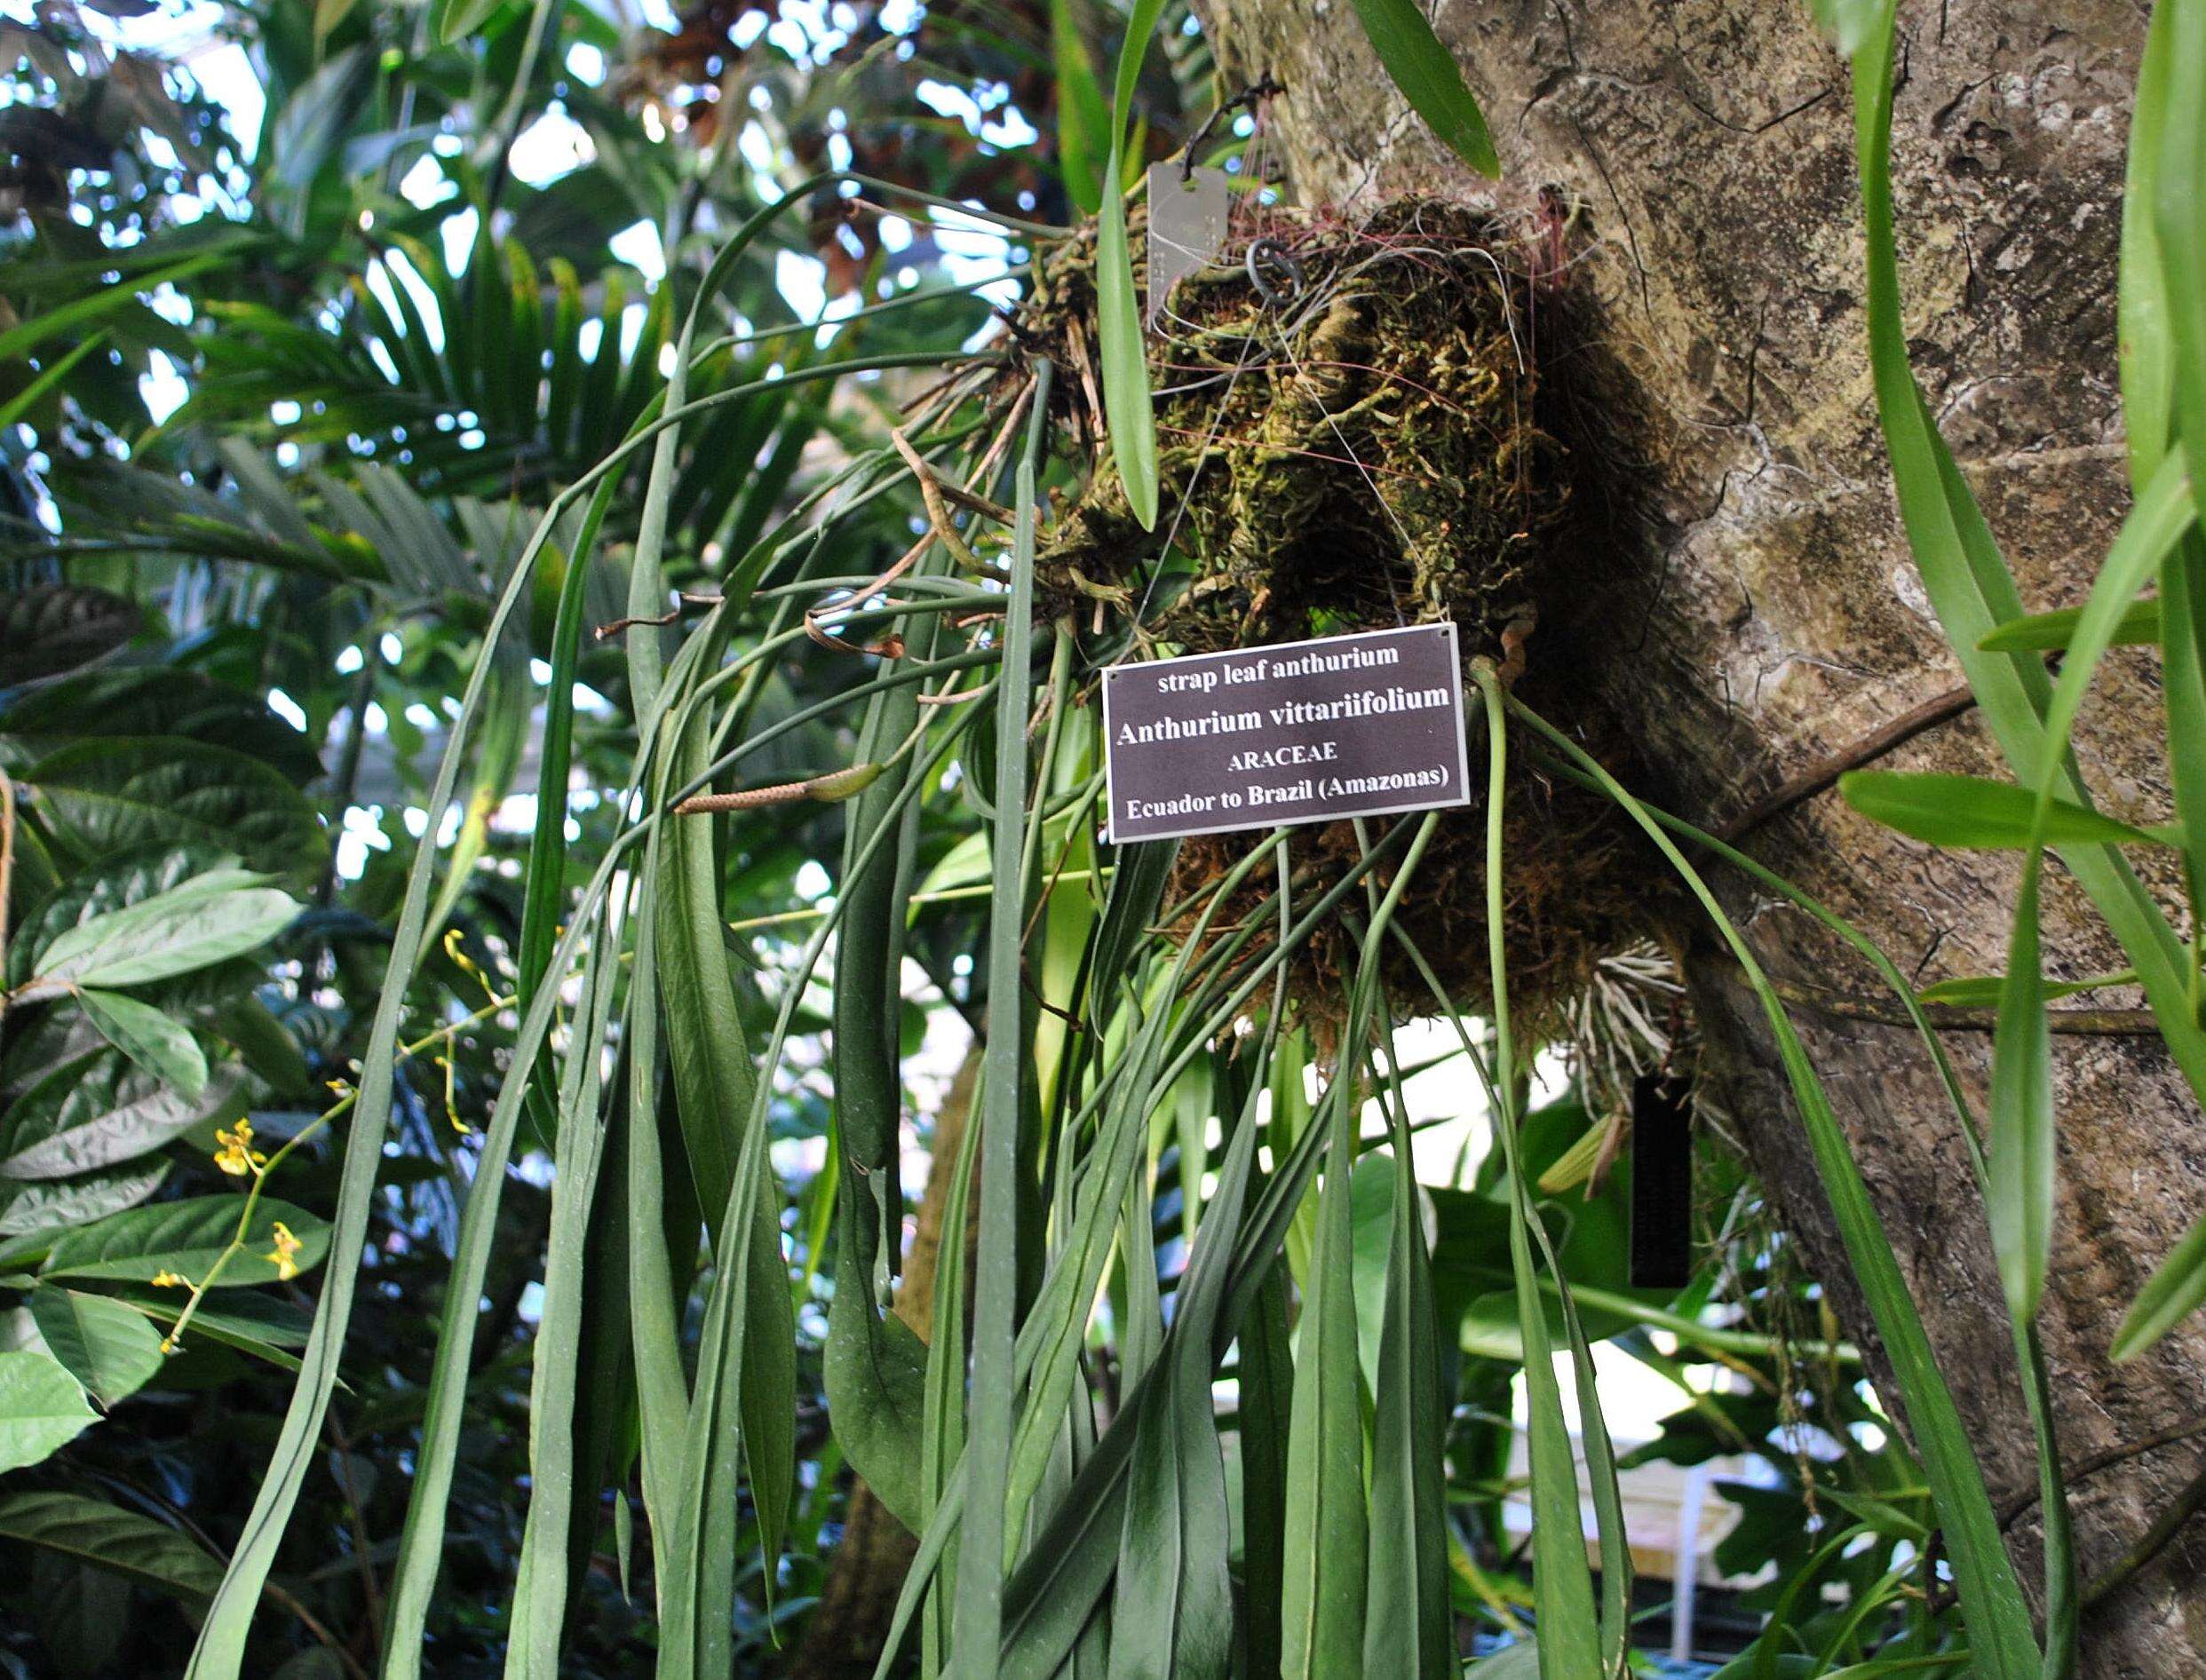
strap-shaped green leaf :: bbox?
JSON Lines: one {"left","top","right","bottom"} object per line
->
{"left": 1839, "top": 770, "right": 2174, "bottom": 849}
{"left": 1347, "top": 0, "right": 1498, "bottom": 176}
{"left": 1514, "top": 694, "right": 2042, "bottom": 1680}
{"left": 1094, "top": 2, "right": 1168, "bottom": 528}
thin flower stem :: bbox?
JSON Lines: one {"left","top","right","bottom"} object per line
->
{"left": 161, "top": 992, "right": 518, "bottom": 1353}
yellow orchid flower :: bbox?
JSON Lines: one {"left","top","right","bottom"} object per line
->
{"left": 265, "top": 1220, "right": 303, "bottom": 1282}
{"left": 213, "top": 1120, "right": 267, "bottom": 1177}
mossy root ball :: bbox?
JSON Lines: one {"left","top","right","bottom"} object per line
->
{"left": 1007, "top": 196, "right": 1663, "bottom": 1028}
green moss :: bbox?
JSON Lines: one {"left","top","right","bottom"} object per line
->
{"left": 1020, "top": 199, "right": 1559, "bottom": 662}
{"left": 1009, "top": 197, "right": 1660, "bottom": 1025}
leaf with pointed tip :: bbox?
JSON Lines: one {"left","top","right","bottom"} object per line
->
{"left": 28, "top": 1287, "right": 165, "bottom": 1407}
{"left": 1838, "top": 771, "right": 2172, "bottom": 849}
{"left": 76, "top": 991, "right": 209, "bottom": 1099}
{"left": 0, "top": 1053, "right": 242, "bottom": 1181}
{"left": 0, "top": 1351, "right": 97, "bottom": 1471}
{"left": 2115, "top": 1210, "right": 2206, "bottom": 1361}
{"left": 0, "top": 1491, "right": 225, "bottom": 1603}
{"left": 1978, "top": 599, "right": 2162, "bottom": 653}
{"left": 1917, "top": 970, "right": 2136, "bottom": 1008}
{"left": 32, "top": 880, "right": 297, "bottom": 992}
{"left": 1347, "top": 0, "right": 1498, "bottom": 176}
{"left": 266, "top": 45, "right": 372, "bottom": 194}
{"left": 42, "top": 1197, "right": 328, "bottom": 1288}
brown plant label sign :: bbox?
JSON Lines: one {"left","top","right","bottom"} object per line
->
{"left": 1102, "top": 622, "right": 1472, "bottom": 844}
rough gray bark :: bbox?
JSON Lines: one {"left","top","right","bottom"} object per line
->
{"left": 1195, "top": 0, "right": 2206, "bottom": 1669}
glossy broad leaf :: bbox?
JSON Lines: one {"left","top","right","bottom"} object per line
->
{"left": 0, "top": 1491, "right": 225, "bottom": 1604}
{"left": 40, "top": 1196, "right": 328, "bottom": 1288}
{"left": 0, "top": 587, "right": 139, "bottom": 688}
{"left": 28, "top": 876, "right": 295, "bottom": 991}
{"left": 23, "top": 740, "right": 325, "bottom": 877}
{"left": 0, "top": 1161, "right": 170, "bottom": 1239}
{"left": 28, "top": 1286, "right": 165, "bottom": 1407}
{"left": 0, "top": 1351, "right": 97, "bottom": 1471}
{"left": 0, "top": 1053, "right": 242, "bottom": 1181}
{"left": 77, "top": 990, "right": 209, "bottom": 1098}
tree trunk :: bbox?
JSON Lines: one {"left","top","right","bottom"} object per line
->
{"left": 1196, "top": 0, "right": 2206, "bottom": 1668}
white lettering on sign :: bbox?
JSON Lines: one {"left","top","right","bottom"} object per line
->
{"left": 1101, "top": 623, "right": 1472, "bottom": 844}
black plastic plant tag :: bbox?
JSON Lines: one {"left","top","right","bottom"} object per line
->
{"left": 1101, "top": 622, "right": 1472, "bottom": 843}
{"left": 1629, "top": 1072, "right": 1693, "bottom": 1289}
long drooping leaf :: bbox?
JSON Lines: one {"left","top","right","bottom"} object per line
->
{"left": 822, "top": 622, "right": 938, "bottom": 1541}
{"left": 1842, "top": 0, "right": 2206, "bottom": 1380}
{"left": 1346, "top": 0, "right": 1498, "bottom": 176}
{"left": 2153, "top": 0, "right": 2206, "bottom": 525}
{"left": 1990, "top": 457, "right": 2193, "bottom": 1321}
{"left": 1094, "top": 3, "right": 1167, "bottom": 528}
{"left": 183, "top": 380, "right": 598, "bottom": 1680}
{"left": 950, "top": 366, "right": 1052, "bottom": 1679}
{"left": 982, "top": 822, "right": 1440, "bottom": 1680}
{"left": 657, "top": 653, "right": 797, "bottom": 1588}
{"left": 874, "top": 823, "right": 1427, "bottom": 1680}
{"left": 2120, "top": 0, "right": 2179, "bottom": 490}
{"left": 1236, "top": 1263, "right": 1294, "bottom": 1680}
{"left": 1050, "top": 0, "right": 1113, "bottom": 214}
{"left": 1512, "top": 695, "right": 2042, "bottom": 1680}
{"left": 1524, "top": 744, "right": 2081, "bottom": 1674}
{"left": 667, "top": 693, "right": 993, "bottom": 1680}
{"left": 1356, "top": 1028, "right": 1452, "bottom": 1680}
{"left": 1466, "top": 674, "right": 1601, "bottom": 1680}
{"left": 503, "top": 905, "right": 620, "bottom": 1679}
{"left": 1105, "top": 1046, "right": 1265, "bottom": 1680}
{"left": 187, "top": 307, "right": 948, "bottom": 1677}
{"left": 390, "top": 606, "right": 735, "bottom": 1674}
{"left": 921, "top": 1068, "right": 986, "bottom": 1679}
{"left": 421, "top": 649, "right": 531, "bottom": 945}
{"left": 2152, "top": 7, "right": 2206, "bottom": 1338}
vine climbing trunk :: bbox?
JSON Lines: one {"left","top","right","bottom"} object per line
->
{"left": 1197, "top": 1, "right": 2206, "bottom": 1669}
